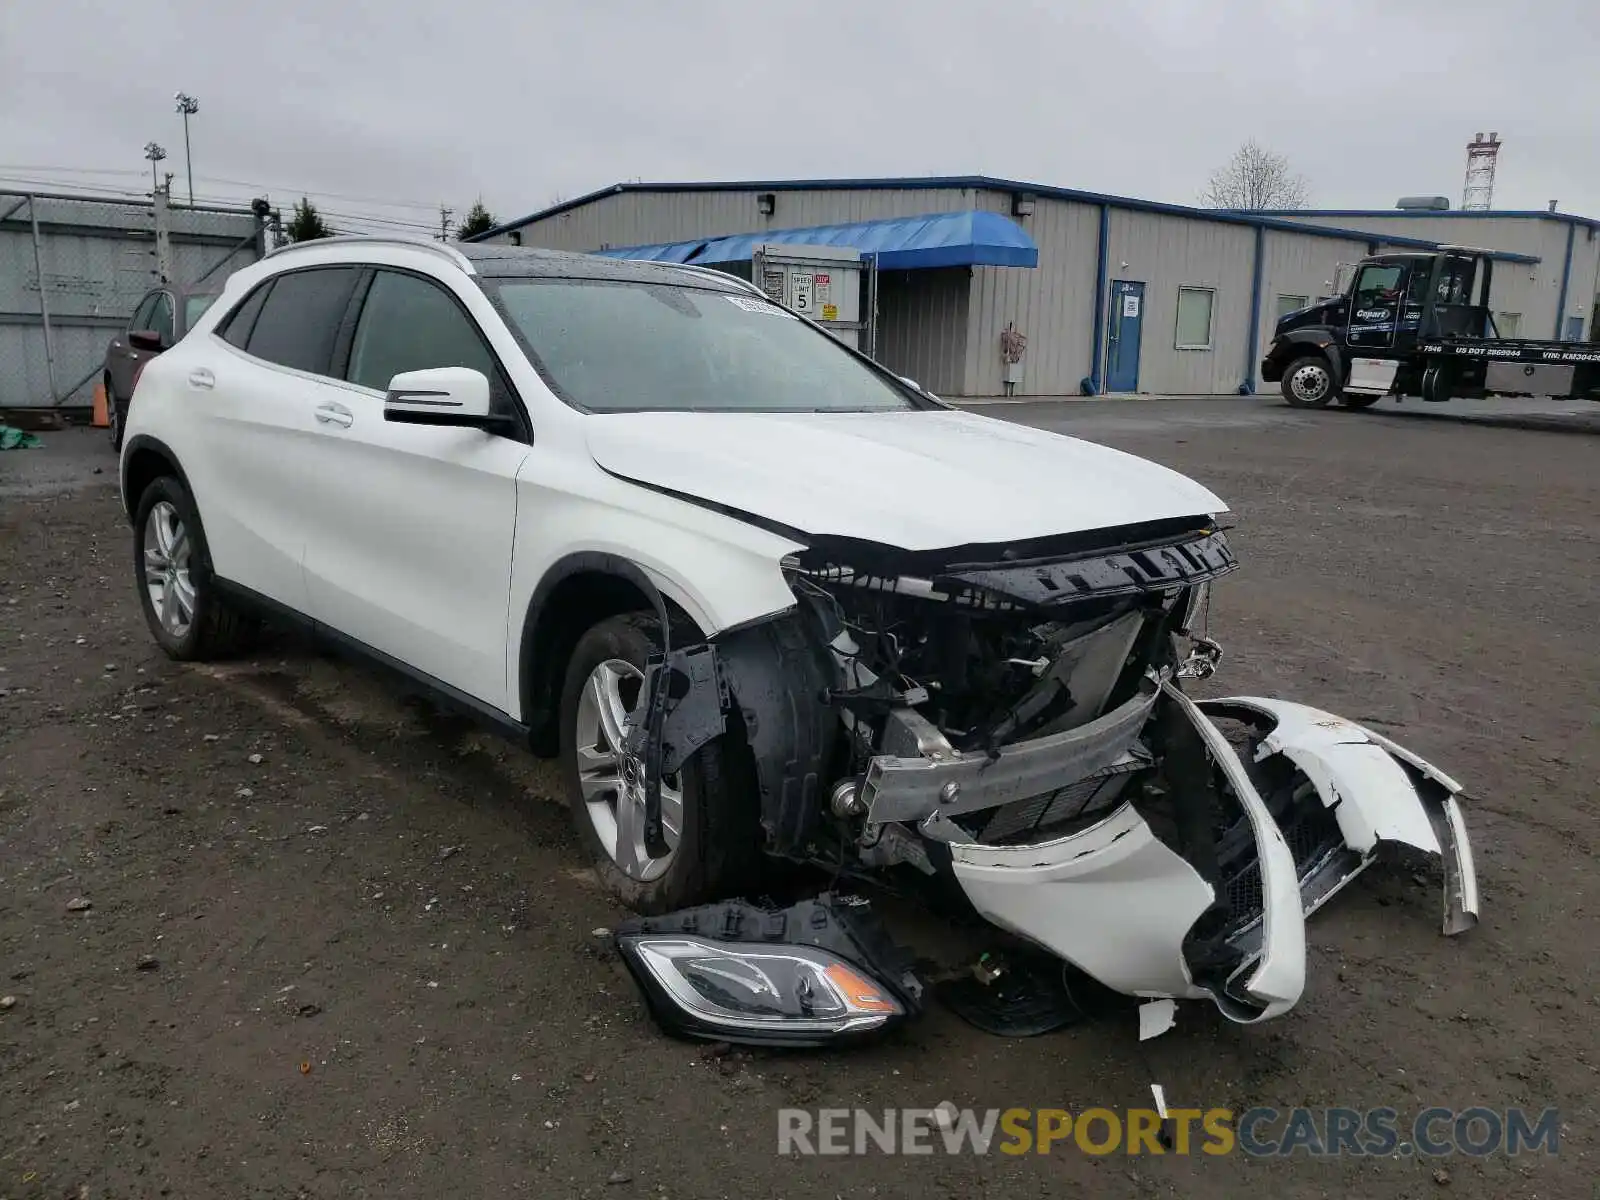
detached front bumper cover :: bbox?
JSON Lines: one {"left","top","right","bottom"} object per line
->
{"left": 614, "top": 894, "right": 924, "bottom": 1048}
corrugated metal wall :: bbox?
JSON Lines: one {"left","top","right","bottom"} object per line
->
{"left": 963, "top": 193, "right": 1100, "bottom": 396}
{"left": 1, "top": 191, "right": 260, "bottom": 408}
{"left": 874, "top": 267, "right": 968, "bottom": 395}
{"left": 1100, "top": 209, "right": 1257, "bottom": 395}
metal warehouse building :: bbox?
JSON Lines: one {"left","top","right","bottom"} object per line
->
{"left": 474, "top": 177, "right": 1595, "bottom": 399}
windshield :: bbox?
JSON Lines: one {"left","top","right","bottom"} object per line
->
{"left": 489, "top": 278, "right": 917, "bottom": 413}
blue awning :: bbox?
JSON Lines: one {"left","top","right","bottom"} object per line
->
{"left": 589, "top": 210, "right": 1039, "bottom": 270}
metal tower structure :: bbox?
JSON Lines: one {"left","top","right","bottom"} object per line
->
{"left": 1461, "top": 132, "right": 1501, "bottom": 211}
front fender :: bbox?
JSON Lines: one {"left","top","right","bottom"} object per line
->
{"left": 1198, "top": 697, "right": 1479, "bottom": 937}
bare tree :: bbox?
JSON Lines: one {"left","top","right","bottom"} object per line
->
{"left": 1202, "top": 141, "right": 1310, "bottom": 210}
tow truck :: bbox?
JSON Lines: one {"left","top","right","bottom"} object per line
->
{"left": 1260, "top": 246, "right": 1600, "bottom": 409}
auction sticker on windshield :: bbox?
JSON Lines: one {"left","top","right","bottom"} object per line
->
{"left": 727, "top": 295, "right": 798, "bottom": 317}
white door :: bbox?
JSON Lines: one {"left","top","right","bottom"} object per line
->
{"left": 188, "top": 265, "right": 366, "bottom": 613}
{"left": 299, "top": 267, "right": 529, "bottom": 713}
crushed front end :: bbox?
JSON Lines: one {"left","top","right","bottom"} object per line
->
{"left": 622, "top": 516, "right": 1479, "bottom": 1042}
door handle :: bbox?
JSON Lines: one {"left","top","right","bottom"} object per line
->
{"left": 188, "top": 368, "right": 214, "bottom": 390}
{"left": 314, "top": 401, "right": 354, "bottom": 428}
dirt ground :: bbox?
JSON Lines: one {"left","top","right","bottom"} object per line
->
{"left": 1, "top": 399, "right": 1595, "bottom": 1199}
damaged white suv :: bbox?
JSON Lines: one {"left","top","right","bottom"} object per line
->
{"left": 120, "top": 236, "right": 1477, "bottom": 1046}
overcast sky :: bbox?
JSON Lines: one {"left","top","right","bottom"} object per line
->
{"left": 3, "top": 0, "right": 1594, "bottom": 235}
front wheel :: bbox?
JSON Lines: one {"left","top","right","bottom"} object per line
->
{"left": 1281, "top": 355, "right": 1337, "bottom": 407}
{"left": 559, "top": 612, "right": 759, "bottom": 914}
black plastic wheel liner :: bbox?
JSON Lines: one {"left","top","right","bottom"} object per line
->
{"left": 712, "top": 614, "right": 837, "bottom": 856}
{"left": 613, "top": 893, "right": 924, "bottom": 1048}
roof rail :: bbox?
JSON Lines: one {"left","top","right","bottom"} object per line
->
{"left": 265, "top": 234, "right": 475, "bottom": 275}
{"left": 667, "top": 262, "right": 767, "bottom": 297}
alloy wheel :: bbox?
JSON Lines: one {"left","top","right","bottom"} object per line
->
{"left": 143, "top": 500, "right": 196, "bottom": 639}
{"left": 574, "top": 658, "right": 683, "bottom": 882}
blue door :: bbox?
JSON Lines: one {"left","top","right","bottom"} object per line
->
{"left": 1106, "top": 280, "right": 1145, "bottom": 392}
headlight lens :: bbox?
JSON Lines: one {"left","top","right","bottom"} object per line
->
{"left": 621, "top": 936, "right": 903, "bottom": 1036}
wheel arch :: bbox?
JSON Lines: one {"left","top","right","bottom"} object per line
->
{"left": 517, "top": 552, "right": 720, "bottom": 756}
{"left": 120, "top": 434, "right": 191, "bottom": 526}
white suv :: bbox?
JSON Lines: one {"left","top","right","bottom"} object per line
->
{"left": 121, "top": 236, "right": 1477, "bottom": 1034}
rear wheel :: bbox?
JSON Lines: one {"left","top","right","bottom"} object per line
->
{"left": 105, "top": 376, "right": 124, "bottom": 450}
{"left": 1281, "top": 355, "right": 1337, "bottom": 407}
{"left": 132, "top": 475, "right": 255, "bottom": 660}
{"left": 559, "top": 612, "right": 758, "bottom": 914}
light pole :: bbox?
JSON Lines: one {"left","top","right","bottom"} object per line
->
{"left": 144, "top": 141, "right": 167, "bottom": 193}
{"left": 174, "top": 93, "right": 199, "bottom": 205}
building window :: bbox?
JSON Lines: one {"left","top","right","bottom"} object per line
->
{"left": 1276, "top": 294, "right": 1309, "bottom": 318}
{"left": 1495, "top": 311, "right": 1520, "bottom": 337}
{"left": 1175, "top": 287, "right": 1215, "bottom": 350}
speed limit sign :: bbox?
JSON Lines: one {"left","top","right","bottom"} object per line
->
{"left": 787, "top": 272, "right": 814, "bottom": 313}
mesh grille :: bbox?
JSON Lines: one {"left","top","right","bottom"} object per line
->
{"left": 978, "top": 756, "right": 1146, "bottom": 844}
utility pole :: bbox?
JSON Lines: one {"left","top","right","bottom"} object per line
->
{"left": 174, "top": 93, "right": 200, "bottom": 206}
{"left": 144, "top": 141, "right": 167, "bottom": 193}
{"left": 152, "top": 182, "right": 174, "bottom": 284}
{"left": 437, "top": 204, "right": 454, "bottom": 241}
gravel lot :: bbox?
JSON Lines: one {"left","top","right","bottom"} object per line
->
{"left": 1, "top": 399, "right": 1595, "bottom": 1199}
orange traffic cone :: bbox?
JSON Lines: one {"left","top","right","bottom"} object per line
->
{"left": 90, "top": 380, "right": 110, "bottom": 428}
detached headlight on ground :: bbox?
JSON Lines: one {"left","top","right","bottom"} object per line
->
{"left": 614, "top": 895, "right": 923, "bottom": 1047}
{"left": 624, "top": 937, "right": 901, "bottom": 1035}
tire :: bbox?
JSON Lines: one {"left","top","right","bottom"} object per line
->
{"left": 105, "top": 376, "right": 124, "bottom": 451}
{"left": 559, "top": 611, "right": 758, "bottom": 914}
{"left": 1280, "top": 354, "right": 1337, "bottom": 408}
{"left": 1340, "top": 394, "right": 1380, "bottom": 409}
{"left": 132, "top": 475, "right": 256, "bottom": 661}
{"left": 1421, "top": 365, "right": 1453, "bottom": 405}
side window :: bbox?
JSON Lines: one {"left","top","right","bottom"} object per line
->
{"left": 184, "top": 294, "right": 218, "bottom": 330}
{"left": 129, "top": 293, "right": 158, "bottom": 331}
{"left": 1351, "top": 263, "right": 1403, "bottom": 309}
{"left": 219, "top": 281, "right": 273, "bottom": 350}
{"left": 150, "top": 293, "right": 176, "bottom": 344}
{"left": 243, "top": 267, "right": 360, "bottom": 376}
{"left": 346, "top": 270, "right": 504, "bottom": 402}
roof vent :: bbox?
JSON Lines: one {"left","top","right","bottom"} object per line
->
{"left": 1396, "top": 196, "right": 1451, "bottom": 211}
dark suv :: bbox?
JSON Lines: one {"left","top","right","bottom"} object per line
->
{"left": 103, "top": 286, "right": 218, "bottom": 449}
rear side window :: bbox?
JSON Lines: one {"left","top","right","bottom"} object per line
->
{"left": 242, "top": 267, "right": 359, "bottom": 376}
{"left": 150, "top": 293, "right": 175, "bottom": 344}
{"left": 346, "top": 270, "right": 498, "bottom": 392}
{"left": 218, "top": 282, "right": 272, "bottom": 349}
{"left": 184, "top": 294, "right": 218, "bottom": 329}
{"left": 129, "top": 293, "right": 158, "bottom": 331}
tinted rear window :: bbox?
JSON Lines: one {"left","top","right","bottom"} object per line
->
{"left": 243, "top": 267, "right": 359, "bottom": 376}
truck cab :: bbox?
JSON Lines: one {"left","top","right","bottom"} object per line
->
{"left": 1261, "top": 249, "right": 1497, "bottom": 407}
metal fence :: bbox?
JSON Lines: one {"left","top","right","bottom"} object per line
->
{"left": 0, "top": 189, "right": 265, "bottom": 410}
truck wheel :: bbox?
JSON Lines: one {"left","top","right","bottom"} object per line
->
{"left": 1421, "top": 366, "right": 1453, "bottom": 404}
{"left": 559, "top": 612, "right": 759, "bottom": 915}
{"left": 1281, "top": 355, "right": 1337, "bottom": 407}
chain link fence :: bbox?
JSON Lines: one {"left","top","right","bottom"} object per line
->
{"left": 0, "top": 189, "right": 265, "bottom": 411}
